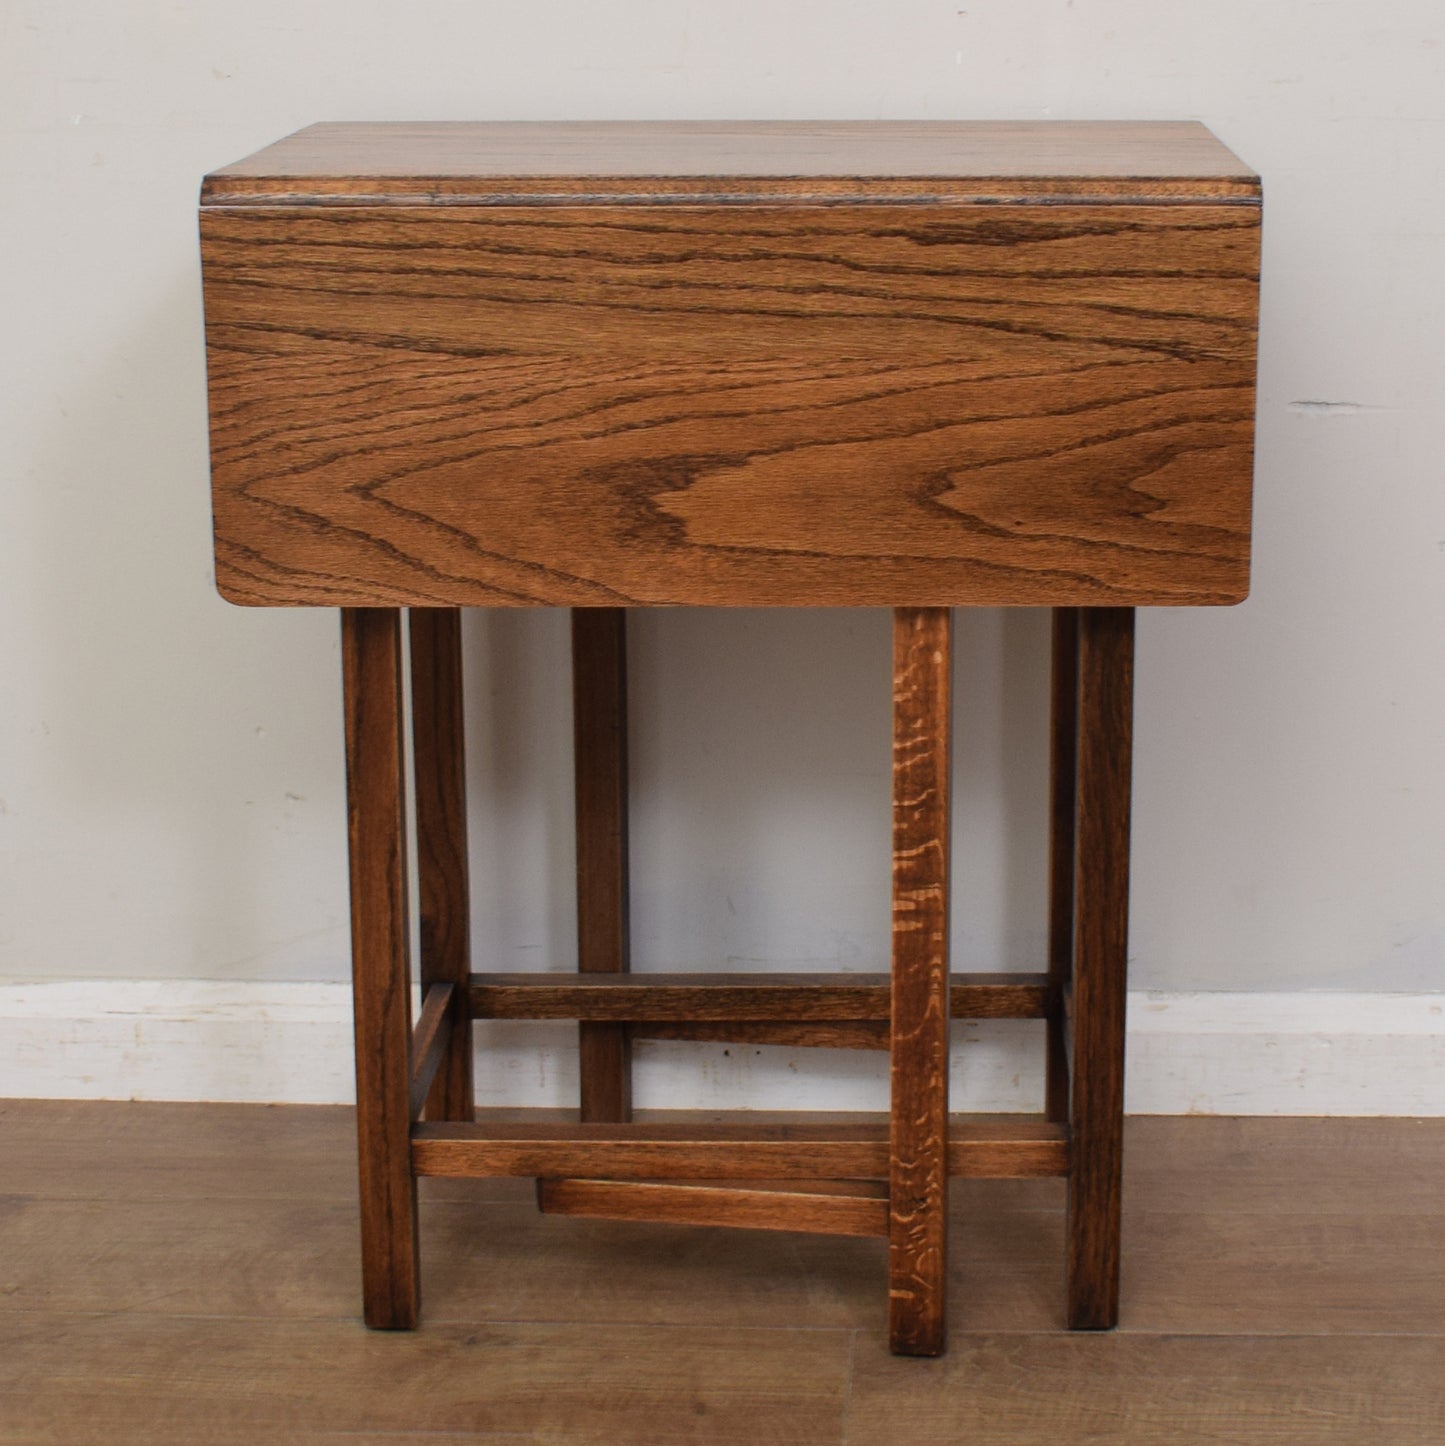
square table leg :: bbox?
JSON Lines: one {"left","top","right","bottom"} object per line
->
{"left": 572, "top": 607, "right": 633, "bottom": 1124}
{"left": 1066, "top": 606, "right": 1135, "bottom": 1330}
{"left": 342, "top": 606, "right": 420, "bottom": 1329}
{"left": 888, "top": 606, "right": 953, "bottom": 1357}
{"left": 1046, "top": 607, "right": 1080, "bottom": 1124}
{"left": 408, "top": 608, "right": 474, "bottom": 1124}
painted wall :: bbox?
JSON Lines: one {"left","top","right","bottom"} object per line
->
{"left": 3, "top": 2, "right": 1443, "bottom": 1031}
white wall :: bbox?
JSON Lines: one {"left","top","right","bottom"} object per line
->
{"left": 3, "top": 4, "right": 1443, "bottom": 1099}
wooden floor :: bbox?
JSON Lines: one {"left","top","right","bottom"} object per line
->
{"left": 3, "top": 1104, "right": 1443, "bottom": 1444}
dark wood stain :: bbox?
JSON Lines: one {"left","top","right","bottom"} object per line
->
{"left": 631, "top": 1019, "right": 895, "bottom": 1050}
{"left": 537, "top": 1176, "right": 889, "bottom": 1238}
{"left": 572, "top": 607, "right": 632, "bottom": 1123}
{"left": 202, "top": 120, "right": 1260, "bottom": 206}
{"left": 888, "top": 607, "right": 953, "bottom": 1356}
{"left": 202, "top": 196, "right": 1258, "bottom": 610}
{"left": 1046, "top": 607, "right": 1079, "bottom": 1123}
{"left": 1066, "top": 608, "right": 1135, "bottom": 1330}
{"left": 407, "top": 608, "right": 473, "bottom": 1122}
{"left": 341, "top": 607, "right": 420, "bottom": 1328}
{"left": 412, "top": 1116, "right": 1067, "bottom": 1182}
{"left": 468, "top": 970, "right": 1048, "bottom": 1021}
{"left": 197, "top": 124, "right": 1261, "bottom": 1363}
{"left": 408, "top": 982, "right": 455, "bottom": 1124}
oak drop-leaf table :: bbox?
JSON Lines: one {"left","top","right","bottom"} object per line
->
{"left": 199, "top": 121, "right": 1260, "bottom": 1356}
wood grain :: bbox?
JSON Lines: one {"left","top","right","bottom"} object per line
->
{"left": 0, "top": 1098, "right": 364, "bottom": 1201}
{"left": 468, "top": 970, "right": 1047, "bottom": 1020}
{"left": 10, "top": 1102, "right": 1440, "bottom": 1211}
{"left": 202, "top": 199, "right": 1259, "bottom": 609}
{"left": 407, "top": 608, "right": 473, "bottom": 1122}
{"left": 1123, "top": 1115, "right": 1445, "bottom": 1218}
{"left": 201, "top": 120, "right": 1259, "bottom": 204}
{"left": 16, "top": 1190, "right": 1445, "bottom": 1336}
{"left": 572, "top": 607, "right": 632, "bottom": 1123}
{"left": 630, "top": 1019, "right": 893, "bottom": 1049}
{"left": 846, "top": 1334, "right": 1445, "bottom": 1446}
{"left": 417, "top": 1120, "right": 891, "bottom": 1181}
{"left": 1067, "top": 608, "right": 1134, "bottom": 1331}
{"left": 407, "top": 982, "right": 454, "bottom": 1124}
{"left": 537, "top": 1177, "right": 889, "bottom": 1237}
{"left": 196, "top": 123, "right": 1262, "bottom": 1359}
{"left": 888, "top": 607, "right": 953, "bottom": 1356}
{"left": 8, "top": 1108, "right": 1444, "bottom": 1335}
{"left": 341, "top": 607, "right": 419, "bottom": 1329}
{"left": 1046, "top": 607, "right": 1079, "bottom": 1123}
{"left": 9, "top": 1104, "right": 1442, "bottom": 1444}
{"left": 412, "top": 1116, "right": 1067, "bottom": 1181}
{"left": 1, "top": 1312, "right": 852, "bottom": 1446}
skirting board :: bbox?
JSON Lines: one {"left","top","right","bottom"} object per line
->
{"left": 1, "top": 981, "right": 1442, "bottom": 1115}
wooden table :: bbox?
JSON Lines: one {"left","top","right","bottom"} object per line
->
{"left": 200, "top": 121, "right": 1260, "bottom": 1356}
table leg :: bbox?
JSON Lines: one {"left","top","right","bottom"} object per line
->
{"left": 572, "top": 607, "right": 633, "bottom": 1123}
{"left": 1046, "top": 608, "right": 1080, "bottom": 1123}
{"left": 888, "top": 606, "right": 953, "bottom": 1357}
{"left": 1066, "top": 606, "right": 1134, "bottom": 1330}
{"left": 342, "top": 607, "right": 420, "bottom": 1329}
{"left": 409, "top": 608, "right": 474, "bottom": 1123}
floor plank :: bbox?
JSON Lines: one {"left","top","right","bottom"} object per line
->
{"left": 0, "top": 1192, "right": 1067, "bottom": 1331}
{"left": 1123, "top": 1116, "right": 1445, "bottom": 1216}
{"left": 0, "top": 1099, "right": 359, "bottom": 1202}
{"left": 0, "top": 1314, "right": 851, "bottom": 1446}
{"left": 1, "top": 1426, "right": 538, "bottom": 1446}
{"left": 1121, "top": 1209, "right": 1445, "bottom": 1335}
{"left": 2, "top": 1103, "right": 1443, "bottom": 1443}
{"left": 846, "top": 1332, "right": 1445, "bottom": 1444}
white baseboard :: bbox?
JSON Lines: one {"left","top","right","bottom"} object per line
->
{"left": 2, "top": 980, "right": 1441, "bottom": 1115}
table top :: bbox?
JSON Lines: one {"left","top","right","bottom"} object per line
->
{"left": 202, "top": 120, "right": 1259, "bottom": 206}
{"left": 201, "top": 121, "right": 1260, "bottom": 610}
